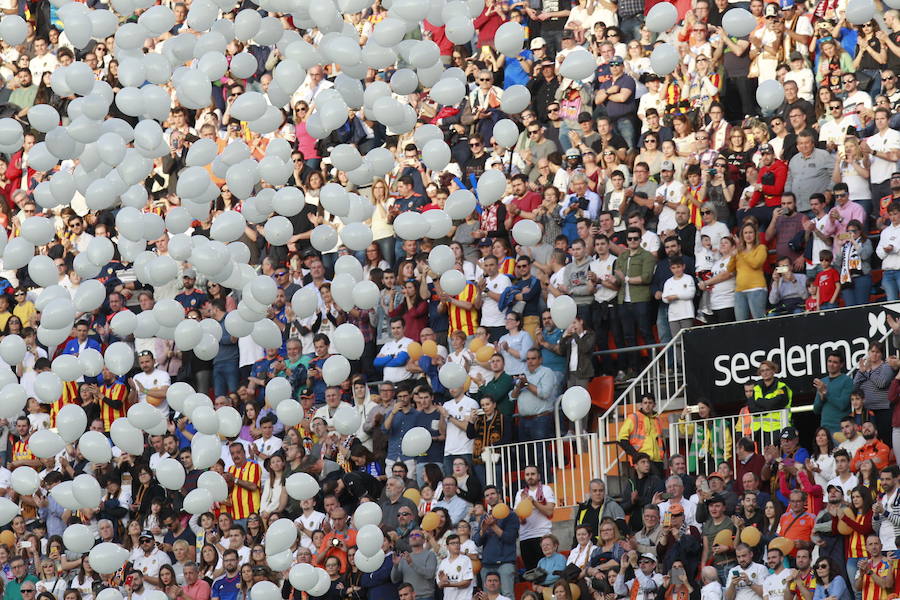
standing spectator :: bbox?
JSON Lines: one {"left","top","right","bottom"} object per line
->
{"left": 813, "top": 352, "right": 854, "bottom": 436}
{"left": 513, "top": 466, "right": 556, "bottom": 570}
{"left": 854, "top": 342, "right": 898, "bottom": 444}
{"left": 435, "top": 535, "right": 474, "bottom": 600}
{"left": 390, "top": 529, "right": 437, "bottom": 600}
{"left": 474, "top": 486, "right": 519, "bottom": 599}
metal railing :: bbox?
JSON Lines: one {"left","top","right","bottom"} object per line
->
{"left": 596, "top": 330, "right": 688, "bottom": 483}
{"left": 667, "top": 409, "right": 791, "bottom": 477}
{"left": 483, "top": 432, "right": 602, "bottom": 508}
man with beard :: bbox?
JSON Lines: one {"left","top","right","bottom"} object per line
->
{"left": 875, "top": 465, "right": 900, "bottom": 559}
{"left": 619, "top": 394, "right": 667, "bottom": 477}
{"left": 762, "top": 547, "right": 794, "bottom": 600}
{"left": 724, "top": 543, "right": 767, "bottom": 600}
{"left": 766, "top": 193, "right": 808, "bottom": 272}
{"left": 513, "top": 466, "right": 556, "bottom": 570}
{"left": 813, "top": 485, "right": 848, "bottom": 577}
{"left": 785, "top": 547, "right": 814, "bottom": 600}
{"left": 851, "top": 421, "right": 892, "bottom": 472}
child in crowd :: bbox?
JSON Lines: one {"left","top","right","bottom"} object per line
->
{"left": 805, "top": 280, "right": 819, "bottom": 312}
{"left": 814, "top": 250, "right": 840, "bottom": 309}
{"left": 662, "top": 257, "right": 696, "bottom": 337}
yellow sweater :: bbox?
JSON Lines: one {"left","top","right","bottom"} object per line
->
{"left": 729, "top": 245, "right": 768, "bottom": 292}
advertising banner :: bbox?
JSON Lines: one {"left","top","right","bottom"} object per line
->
{"left": 683, "top": 301, "right": 900, "bottom": 408}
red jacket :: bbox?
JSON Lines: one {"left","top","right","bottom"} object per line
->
{"left": 472, "top": 8, "right": 504, "bottom": 47}
{"left": 751, "top": 159, "right": 788, "bottom": 208}
{"left": 423, "top": 20, "right": 454, "bottom": 57}
{"left": 6, "top": 150, "right": 35, "bottom": 193}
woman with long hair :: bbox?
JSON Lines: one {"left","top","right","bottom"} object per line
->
{"left": 854, "top": 342, "right": 893, "bottom": 444}
{"left": 450, "top": 457, "right": 483, "bottom": 504}
{"left": 246, "top": 515, "right": 265, "bottom": 546}
{"left": 812, "top": 557, "right": 852, "bottom": 600}
{"left": 854, "top": 20, "right": 886, "bottom": 96}
{"left": 590, "top": 518, "right": 625, "bottom": 570}
{"left": 422, "top": 507, "right": 453, "bottom": 560}
{"left": 362, "top": 244, "right": 390, "bottom": 281}
{"left": 423, "top": 464, "right": 444, "bottom": 499}
{"left": 671, "top": 114, "right": 695, "bottom": 157}
{"left": 35, "top": 559, "right": 66, "bottom": 599}
{"left": 368, "top": 178, "right": 395, "bottom": 266}
{"left": 238, "top": 563, "right": 254, "bottom": 600}
{"left": 260, "top": 455, "right": 288, "bottom": 521}
{"left": 205, "top": 282, "right": 237, "bottom": 313}
{"left": 130, "top": 464, "right": 166, "bottom": 520}
{"left": 840, "top": 486, "right": 875, "bottom": 594}
{"left": 350, "top": 445, "right": 385, "bottom": 480}
{"left": 344, "top": 548, "right": 364, "bottom": 600}
{"left": 760, "top": 499, "right": 783, "bottom": 549}
{"left": 730, "top": 221, "right": 768, "bottom": 321}
{"left": 159, "top": 564, "right": 182, "bottom": 600}
{"left": 198, "top": 544, "right": 222, "bottom": 583}
{"left": 310, "top": 556, "right": 345, "bottom": 600}
{"left": 388, "top": 279, "right": 427, "bottom": 342}
{"left": 719, "top": 128, "right": 752, "bottom": 188}
{"left": 703, "top": 158, "right": 735, "bottom": 226}
{"left": 835, "top": 219, "right": 873, "bottom": 307}
{"left": 857, "top": 459, "right": 881, "bottom": 495}
{"left": 832, "top": 137, "right": 872, "bottom": 217}
{"left": 240, "top": 402, "right": 259, "bottom": 442}
{"left": 816, "top": 86, "right": 838, "bottom": 123}
{"left": 72, "top": 556, "right": 96, "bottom": 600}
{"left": 123, "top": 520, "right": 143, "bottom": 559}
{"left": 466, "top": 395, "right": 512, "bottom": 486}
{"left": 807, "top": 427, "right": 837, "bottom": 488}
{"left": 498, "top": 312, "right": 531, "bottom": 376}
{"left": 491, "top": 238, "right": 515, "bottom": 276}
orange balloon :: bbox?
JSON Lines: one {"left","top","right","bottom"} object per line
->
{"left": 515, "top": 497, "right": 534, "bottom": 518}
{"left": 422, "top": 340, "right": 438, "bottom": 358}
{"left": 407, "top": 342, "right": 423, "bottom": 360}
{"left": 770, "top": 537, "right": 795, "bottom": 555}
{"left": 469, "top": 338, "right": 485, "bottom": 353}
{"left": 739, "top": 526, "right": 761, "bottom": 547}
{"left": 421, "top": 512, "right": 440, "bottom": 531}
{"left": 492, "top": 503, "right": 510, "bottom": 519}
{"left": 403, "top": 488, "right": 421, "bottom": 505}
{"left": 837, "top": 508, "right": 854, "bottom": 535}
{"left": 713, "top": 529, "right": 733, "bottom": 548}
{"left": 0, "top": 530, "right": 14, "bottom": 549}
{"left": 476, "top": 345, "right": 495, "bottom": 363}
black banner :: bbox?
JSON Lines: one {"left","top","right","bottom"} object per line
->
{"left": 683, "top": 301, "right": 900, "bottom": 409}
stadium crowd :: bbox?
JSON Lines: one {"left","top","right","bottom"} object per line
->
{"left": 8, "top": 0, "right": 900, "bottom": 598}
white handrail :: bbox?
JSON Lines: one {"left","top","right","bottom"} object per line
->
{"left": 596, "top": 330, "right": 688, "bottom": 482}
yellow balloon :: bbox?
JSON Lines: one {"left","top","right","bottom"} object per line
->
{"left": 469, "top": 338, "right": 485, "bottom": 353}
{"left": 403, "top": 488, "right": 421, "bottom": 505}
{"left": 714, "top": 529, "right": 733, "bottom": 548}
{"left": 422, "top": 340, "right": 438, "bottom": 358}
{"left": 421, "top": 512, "right": 440, "bottom": 531}
{"left": 492, "top": 503, "right": 510, "bottom": 519}
{"left": 740, "top": 526, "right": 761, "bottom": 547}
{"left": 476, "top": 345, "right": 495, "bottom": 363}
{"left": 770, "top": 537, "right": 795, "bottom": 555}
{"left": 407, "top": 342, "right": 423, "bottom": 360}
{"left": 515, "top": 497, "right": 534, "bottom": 518}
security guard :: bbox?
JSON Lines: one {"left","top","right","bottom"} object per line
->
{"left": 618, "top": 393, "right": 668, "bottom": 477}
{"left": 175, "top": 268, "right": 208, "bottom": 311}
{"left": 749, "top": 360, "right": 793, "bottom": 449}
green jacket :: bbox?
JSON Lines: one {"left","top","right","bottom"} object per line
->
{"left": 477, "top": 372, "right": 515, "bottom": 416}
{"left": 616, "top": 247, "right": 657, "bottom": 304}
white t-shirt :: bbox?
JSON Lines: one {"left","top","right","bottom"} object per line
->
{"left": 481, "top": 274, "right": 511, "bottom": 327}
{"left": 295, "top": 510, "right": 327, "bottom": 551}
{"left": 133, "top": 548, "right": 172, "bottom": 591}
{"left": 514, "top": 485, "right": 555, "bottom": 540}
{"left": 590, "top": 255, "right": 618, "bottom": 303}
{"left": 826, "top": 473, "right": 859, "bottom": 499}
{"left": 444, "top": 395, "right": 479, "bottom": 456}
{"left": 133, "top": 369, "right": 171, "bottom": 418}
{"left": 658, "top": 498, "right": 699, "bottom": 527}
{"left": 436, "top": 554, "right": 474, "bottom": 600}
{"left": 839, "top": 434, "right": 867, "bottom": 459}
{"left": 708, "top": 254, "right": 736, "bottom": 311}
{"left": 725, "top": 562, "right": 769, "bottom": 600}
{"left": 867, "top": 128, "right": 900, "bottom": 184}
{"left": 763, "top": 569, "right": 795, "bottom": 600}
{"left": 379, "top": 336, "right": 413, "bottom": 382}
{"left": 662, "top": 275, "right": 696, "bottom": 321}
{"left": 655, "top": 180, "right": 685, "bottom": 233}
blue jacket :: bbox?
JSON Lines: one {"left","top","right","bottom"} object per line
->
{"left": 472, "top": 512, "right": 519, "bottom": 565}
{"left": 360, "top": 553, "right": 399, "bottom": 600}
{"left": 61, "top": 337, "right": 103, "bottom": 356}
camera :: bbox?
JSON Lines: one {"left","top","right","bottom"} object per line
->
{"left": 331, "top": 537, "right": 341, "bottom": 547}
{"left": 578, "top": 197, "right": 590, "bottom": 210}
{"left": 708, "top": 168, "right": 717, "bottom": 176}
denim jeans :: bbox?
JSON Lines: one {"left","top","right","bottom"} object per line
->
{"left": 847, "top": 556, "right": 864, "bottom": 600}
{"left": 841, "top": 274, "right": 872, "bottom": 306}
{"left": 618, "top": 301, "right": 652, "bottom": 371}
{"left": 734, "top": 289, "right": 767, "bottom": 321}
{"left": 884, "top": 270, "right": 900, "bottom": 301}
{"left": 213, "top": 362, "right": 240, "bottom": 397}
{"left": 656, "top": 303, "right": 672, "bottom": 345}
{"left": 481, "top": 563, "right": 517, "bottom": 599}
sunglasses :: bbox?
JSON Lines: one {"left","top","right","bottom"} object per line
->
{"left": 885, "top": 75, "right": 897, "bottom": 81}
{"left": 830, "top": 105, "right": 842, "bottom": 109}
{"left": 627, "top": 236, "right": 640, "bottom": 241}
{"left": 528, "top": 130, "right": 540, "bottom": 135}
{"left": 701, "top": 210, "right": 713, "bottom": 215}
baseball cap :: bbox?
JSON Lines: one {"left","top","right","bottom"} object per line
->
{"left": 789, "top": 51, "right": 803, "bottom": 61}
{"left": 182, "top": 267, "right": 197, "bottom": 278}
{"left": 780, "top": 0, "right": 794, "bottom": 8}
{"left": 708, "top": 472, "right": 724, "bottom": 480}
{"left": 826, "top": 484, "right": 844, "bottom": 494}
{"left": 759, "top": 143, "right": 774, "bottom": 154}
{"left": 639, "top": 553, "right": 658, "bottom": 563}
{"left": 668, "top": 504, "right": 684, "bottom": 515}
{"left": 478, "top": 238, "right": 492, "bottom": 247}
{"left": 530, "top": 37, "right": 547, "bottom": 50}
{"left": 764, "top": 3, "right": 780, "bottom": 17}
{"left": 139, "top": 530, "right": 154, "bottom": 540}
{"left": 609, "top": 55, "right": 624, "bottom": 66}
{"left": 661, "top": 160, "right": 675, "bottom": 171}
{"left": 565, "top": 147, "right": 582, "bottom": 158}
{"left": 706, "top": 493, "right": 726, "bottom": 505}
{"left": 781, "top": 426, "right": 799, "bottom": 440}
{"left": 561, "top": 29, "right": 575, "bottom": 40}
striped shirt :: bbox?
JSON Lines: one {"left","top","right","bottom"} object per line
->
{"left": 227, "top": 461, "right": 261, "bottom": 520}
{"left": 860, "top": 558, "right": 892, "bottom": 600}
{"left": 500, "top": 257, "right": 515, "bottom": 276}
{"left": 449, "top": 283, "right": 479, "bottom": 336}
{"left": 11, "top": 438, "right": 33, "bottom": 465}
{"left": 99, "top": 379, "right": 129, "bottom": 432}
{"left": 50, "top": 381, "right": 80, "bottom": 428}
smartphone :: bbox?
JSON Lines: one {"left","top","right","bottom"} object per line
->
{"left": 18, "top": 541, "right": 30, "bottom": 549}
{"left": 671, "top": 566, "right": 685, "bottom": 582}
{"left": 776, "top": 265, "right": 789, "bottom": 274}
{"left": 699, "top": 479, "right": 711, "bottom": 494}
{"left": 125, "top": 575, "right": 134, "bottom": 587}
{"left": 663, "top": 512, "right": 672, "bottom": 527}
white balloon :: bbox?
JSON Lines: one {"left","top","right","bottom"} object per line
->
{"left": 10, "top": 466, "right": 39, "bottom": 495}
{"left": 559, "top": 49, "right": 596, "bottom": 81}
{"left": 756, "top": 79, "right": 785, "bottom": 111}
{"left": 105, "top": 342, "right": 134, "bottom": 376}
{"left": 352, "top": 280, "right": 380, "bottom": 309}
{"left": 355, "top": 550, "right": 386, "bottom": 573}
{"left": 499, "top": 85, "right": 530, "bottom": 114}
{"left": 74, "top": 279, "right": 107, "bottom": 312}
{"left": 333, "top": 403, "right": 362, "bottom": 435}
{"left": 156, "top": 458, "right": 186, "bottom": 490}
{"left": 78, "top": 431, "right": 112, "bottom": 464}
{"left": 322, "top": 355, "right": 351, "bottom": 385}
{"left": 311, "top": 224, "right": 338, "bottom": 252}
{"left": 265, "top": 518, "right": 298, "bottom": 555}
{"left": 292, "top": 286, "right": 319, "bottom": 318}
{"left": 494, "top": 21, "right": 525, "bottom": 56}
{"left": 64, "top": 523, "right": 95, "bottom": 553}
{"left": 646, "top": 1, "right": 678, "bottom": 32}
{"left": 477, "top": 169, "right": 506, "bottom": 206}
{"left": 89, "top": 543, "right": 130, "bottom": 574}
{"left": 72, "top": 473, "right": 103, "bottom": 507}
{"left": 79, "top": 348, "right": 104, "bottom": 378}
{"left": 198, "top": 471, "right": 229, "bottom": 502}
{"left": 0, "top": 335, "right": 25, "bottom": 365}
{"left": 21, "top": 215, "right": 55, "bottom": 245}
{"left": 0, "top": 16, "right": 28, "bottom": 46}
{"left": 428, "top": 244, "right": 455, "bottom": 275}
{"left": 285, "top": 472, "right": 320, "bottom": 500}
{"left": 217, "top": 406, "right": 242, "bottom": 438}
{"left": 440, "top": 269, "right": 466, "bottom": 296}
{"left": 332, "top": 323, "right": 365, "bottom": 360}
{"left": 57, "top": 404, "right": 87, "bottom": 442}
{"left": 111, "top": 418, "right": 145, "bottom": 455}
{"left": 34, "top": 371, "right": 62, "bottom": 404}
{"left": 438, "top": 363, "right": 467, "bottom": 389}
{"left": 561, "top": 386, "right": 592, "bottom": 421}
{"left": 29, "top": 429, "right": 65, "bottom": 458}
{"left": 512, "top": 219, "right": 542, "bottom": 247}
{"left": 393, "top": 211, "right": 429, "bottom": 240}
{"left": 354, "top": 502, "right": 383, "bottom": 528}
{"left": 183, "top": 488, "right": 214, "bottom": 514}
{"left": 356, "top": 524, "right": 385, "bottom": 556}
{"left": 192, "top": 433, "right": 221, "bottom": 470}
{"left": 847, "top": 0, "right": 875, "bottom": 24}
{"left": 550, "top": 294, "right": 577, "bottom": 330}
{"left": 401, "top": 427, "right": 432, "bottom": 456}
{"left": 289, "top": 564, "right": 318, "bottom": 592}
{"left": 128, "top": 402, "right": 162, "bottom": 431}
{"left": 650, "top": 43, "right": 679, "bottom": 76}
{"left": 721, "top": 7, "right": 756, "bottom": 37}
{"left": 307, "top": 569, "right": 333, "bottom": 596}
